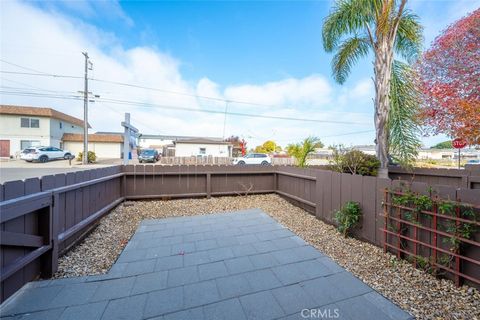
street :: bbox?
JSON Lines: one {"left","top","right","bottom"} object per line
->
{"left": 0, "top": 159, "right": 117, "bottom": 183}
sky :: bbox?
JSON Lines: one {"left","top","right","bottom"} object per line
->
{"left": 1, "top": 0, "right": 479, "bottom": 149}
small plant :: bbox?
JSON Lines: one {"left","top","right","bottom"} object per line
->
{"left": 334, "top": 201, "right": 362, "bottom": 237}
{"left": 438, "top": 201, "right": 455, "bottom": 215}
{"left": 77, "top": 151, "right": 97, "bottom": 163}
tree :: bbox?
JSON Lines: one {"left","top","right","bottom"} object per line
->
{"left": 329, "top": 147, "right": 380, "bottom": 176}
{"left": 226, "top": 136, "right": 247, "bottom": 157}
{"left": 388, "top": 61, "right": 421, "bottom": 165}
{"left": 254, "top": 140, "right": 279, "bottom": 153}
{"left": 286, "top": 137, "right": 323, "bottom": 167}
{"left": 418, "top": 9, "right": 480, "bottom": 145}
{"left": 322, "top": 0, "right": 423, "bottom": 175}
{"left": 431, "top": 141, "right": 453, "bottom": 149}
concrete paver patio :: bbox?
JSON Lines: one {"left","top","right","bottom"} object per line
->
{"left": 0, "top": 209, "right": 412, "bottom": 320}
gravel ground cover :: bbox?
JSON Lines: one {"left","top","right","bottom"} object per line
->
{"left": 54, "top": 194, "right": 479, "bottom": 320}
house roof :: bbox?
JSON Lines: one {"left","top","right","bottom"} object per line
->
{"left": 62, "top": 133, "right": 123, "bottom": 143}
{"left": 0, "top": 105, "right": 90, "bottom": 128}
{"left": 140, "top": 134, "right": 224, "bottom": 142}
{"left": 174, "top": 137, "right": 231, "bottom": 145}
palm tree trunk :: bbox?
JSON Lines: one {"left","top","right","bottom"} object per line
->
{"left": 374, "top": 39, "right": 394, "bottom": 178}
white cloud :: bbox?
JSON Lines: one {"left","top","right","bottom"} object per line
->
{"left": 0, "top": 0, "right": 375, "bottom": 149}
{"left": 224, "top": 75, "right": 333, "bottom": 108}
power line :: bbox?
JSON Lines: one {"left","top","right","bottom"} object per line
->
{"left": 0, "top": 89, "right": 375, "bottom": 139}
{"left": 95, "top": 96, "right": 370, "bottom": 125}
{"left": 320, "top": 129, "right": 374, "bottom": 138}
{"left": 98, "top": 102, "right": 162, "bottom": 134}
{"left": 91, "top": 77, "right": 259, "bottom": 107}
{"left": 0, "top": 70, "right": 83, "bottom": 79}
{"left": 0, "top": 87, "right": 371, "bottom": 125}
{"left": 0, "top": 59, "right": 51, "bottom": 75}
{"left": 1, "top": 59, "right": 372, "bottom": 117}
{"left": 0, "top": 82, "right": 77, "bottom": 95}
{"left": 0, "top": 90, "right": 82, "bottom": 100}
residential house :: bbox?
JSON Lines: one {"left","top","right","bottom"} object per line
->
{"left": 0, "top": 105, "right": 88, "bottom": 157}
{"left": 138, "top": 134, "right": 229, "bottom": 157}
{"left": 174, "top": 138, "right": 232, "bottom": 157}
{"left": 62, "top": 133, "right": 123, "bottom": 159}
{"left": 350, "top": 144, "right": 480, "bottom": 160}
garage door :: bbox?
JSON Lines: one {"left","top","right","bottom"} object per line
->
{"left": 0, "top": 140, "right": 10, "bottom": 157}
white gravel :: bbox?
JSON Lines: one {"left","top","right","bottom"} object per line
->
{"left": 54, "top": 194, "right": 479, "bottom": 320}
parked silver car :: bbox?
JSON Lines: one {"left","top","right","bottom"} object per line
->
{"left": 20, "top": 146, "right": 73, "bottom": 163}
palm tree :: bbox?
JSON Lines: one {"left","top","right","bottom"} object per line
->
{"left": 322, "top": 0, "right": 423, "bottom": 176}
{"left": 286, "top": 137, "right": 323, "bottom": 167}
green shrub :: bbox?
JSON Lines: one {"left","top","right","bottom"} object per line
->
{"left": 329, "top": 148, "right": 380, "bottom": 176}
{"left": 77, "top": 151, "right": 97, "bottom": 163}
{"left": 334, "top": 201, "right": 362, "bottom": 237}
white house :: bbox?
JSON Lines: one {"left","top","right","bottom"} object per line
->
{"left": 62, "top": 133, "right": 123, "bottom": 159}
{"left": 138, "top": 134, "right": 230, "bottom": 157}
{"left": 0, "top": 105, "right": 88, "bottom": 157}
{"left": 174, "top": 138, "right": 232, "bottom": 157}
{"left": 138, "top": 134, "right": 223, "bottom": 148}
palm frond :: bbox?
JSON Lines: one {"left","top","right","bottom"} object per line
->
{"left": 376, "top": 0, "right": 395, "bottom": 38}
{"left": 332, "top": 36, "right": 371, "bottom": 84}
{"left": 322, "top": 0, "right": 375, "bottom": 52}
{"left": 388, "top": 60, "right": 422, "bottom": 166}
{"left": 287, "top": 137, "right": 323, "bottom": 167}
{"left": 395, "top": 10, "right": 423, "bottom": 62}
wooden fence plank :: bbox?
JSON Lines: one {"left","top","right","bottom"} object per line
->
{"left": 376, "top": 178, "right": 391, "bottom": 246}
{"left": 322, "top": 171, "right": 333, "bottom": 222}
{"left": 23, "top": 178, "right": 41, "bottom": 290}
{"left": 2, "top": 180, "right": 26, "bottom": 301}
{"left": 331, "top": 172, "right": 342, "bottom": 223}
{"left": 362, "top": 176, "right": 377, "bottom": 243}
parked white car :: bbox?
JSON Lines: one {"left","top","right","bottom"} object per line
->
{"left": 20, "top": 146, "right": 73, "bottom": 163}
{"left": 233, "top": 153, "right": 271, "bottom": 165}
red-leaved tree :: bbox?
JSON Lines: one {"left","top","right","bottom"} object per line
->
{"left": 418, "top": 9, "right": 480, "bottom": 145}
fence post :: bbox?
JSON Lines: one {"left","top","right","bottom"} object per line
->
{"left": 120, "top": 167, "right": 127, "bottom": 198}
{"left": 206, "top": 173, "right": 211, "bottom": 198}
{"left": 273, "top": 171, "right": 278, "bottom": 191}
{"left": 383, "top": 189, "right": 388, "bottom": 253}
{"left": 41, "top": 192, "right": 59, "bottom": 277}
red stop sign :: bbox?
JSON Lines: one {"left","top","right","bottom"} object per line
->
{"left": 452, "top": 138, "right": 467, "bottom": 149}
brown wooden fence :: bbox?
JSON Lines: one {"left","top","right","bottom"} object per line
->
{"left": 1, "top": 165, "right": 479, "bottom": 303}
{"left": 0, "top": 166, "right": 123, "bottom": 302}
{"left": 388, "top": 165, "right": 480, "bottom": 189}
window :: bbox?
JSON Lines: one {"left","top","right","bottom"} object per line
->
{"left": 20, "top": 118, "right": 40, "bottom": 128}
{"left": 20, "top": 140, "right": 40, "bottom": 150}
{"left": 21, "top": 118, "right": 30, "bottom": 128}
{"left": 59, "top": 122, "right": 63, "bottom": 129}
{"left": 199, "top": 148, "right": 206, "bottom": 155}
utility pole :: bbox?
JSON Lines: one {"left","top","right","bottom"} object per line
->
{"left": 82, "top": 52, "right": 91, "bottom": 165}
{"left": 121, "top": 113, "right": 139, "bottom": 165}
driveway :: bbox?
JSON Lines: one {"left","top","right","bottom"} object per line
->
{"left": 0, "top": 209, "right": 411, "bottom": 320}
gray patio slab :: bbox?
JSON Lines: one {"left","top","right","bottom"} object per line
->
{"left": 0, "top": 209, "right": 412, "bottom": 320}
